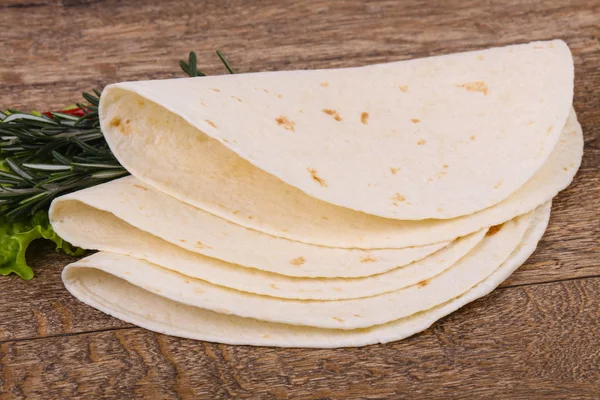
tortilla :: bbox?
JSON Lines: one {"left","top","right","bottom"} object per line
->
{"left": 98, "top": 92, "right": 580, "bottom": 249}
{"left": 50, "top": 186, "right": 449, "bottom": 279}
{"left": 100, "top": 40, "right": 572, "bottom": 239}
{"left": 61, "top": 203, "right": 550, "bottom": 347}
{"left": 62, "top": 208, "right": 533, "bottom": 330}
{"left": 50, "top": 198, "right": 485, "bottom": 298}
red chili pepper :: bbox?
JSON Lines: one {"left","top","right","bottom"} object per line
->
{"left": 43, "top": 107, "right": 86, "bottom": 118}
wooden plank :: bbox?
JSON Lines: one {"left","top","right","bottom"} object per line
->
{"left": 0, "top": 243, "right": 129, "bottom": 342}
{"left": 0, "top": 0, "right": 599, "bottom": 112}
{"left": 0, "top": 0, "right": 598, "bottom": 397}
{"left": 0, "top": 277, "right": 598, "bottom": 399}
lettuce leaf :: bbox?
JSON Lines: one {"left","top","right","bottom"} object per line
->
{"left": 0, "top": 210, "right": 84, "bottom": 280}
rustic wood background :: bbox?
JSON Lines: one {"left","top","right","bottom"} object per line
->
{"left": 1, "top": 0, "right": 599, "bottom": 398}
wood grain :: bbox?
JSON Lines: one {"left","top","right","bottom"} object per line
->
{"left": 0, "top": 278, "right": 599, "bottom": 399}
{"left": 0, "top": 0, "right": 599, "bottom": 398}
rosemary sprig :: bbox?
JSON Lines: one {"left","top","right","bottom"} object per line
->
{"left": 0, "top": 95, "right": 127, "bottom": 219}
{"left": 181, "top": 50, "right": 236, "bottom": 76}
{"left": 0, "top": 50, "right": 235, "bottom": 220}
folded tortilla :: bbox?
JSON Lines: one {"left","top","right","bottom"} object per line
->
{"left": 62, "top": 207, "right": 533, "bottom": 330}
{"left": 99, "top": 40, "right": 573, "bottom": 250}
{"left": 50, "top": 182, "right": 448, "bottom": 279}
{"left": 51, "top": 200, "right": 485, "bottom": 299}
{"left": 62, "top": 203, "right": 550, "bottom": 347}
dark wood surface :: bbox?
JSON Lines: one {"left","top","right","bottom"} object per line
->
{"left": 1, "top": 0, "right": 599, "bottom": 398}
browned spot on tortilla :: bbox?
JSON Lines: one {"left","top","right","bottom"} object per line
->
{"left": 263, "top": 89, "right": 269, "bottom": 93}
{"left": 270, "top": 284, "right": 279, "bottom": 290}
{"left": 276, "top": 93, "right": 283, "bottom": 99}
{"left": 428, "top": 177, "right": 434, "bottom": 182}
{"left": 398, "top": 85, "right": 408, "bottom": 92}
{"left": 494, "top": 179, "right": 503, "bottom": 188}
{"left": 570, "top": 131, "right": 577, "bottom": 136}
{"left": 205, "top": 119, "right": 218, "bottom": 129}
{"left": 436, "top": 208, "right": 443, "bottom": 213}
{"left": 534, "top": 45, "right": 544, "bottom": 49}
{"left": 137, "top": 99, "right": 146, "bottom": 106}
{"left": 276, "top": 116, "right": 296, "bottom": 132}
{"left": 320, "top": 81, "right": 329, "bottom": 87}
{"left": 307, "top": 168, "right": 327, "bottom": 187}
{"left": 417, "top": 280, "right": 430, "bottom": 288}
{"left": 333, "top": 288, "right": 342, "bottom": 292}
{"left": 353, "top": 314, "right": 363, "bottom": 318}
{"left": 477, "top": 55, "right": 485, "bottom": 61}
{"left": 417, "top": 139, "right": 426, "bottom": 145}
{"left": 323, "top": 109, "right": 342, "bottom": 121}
{"left": 111, "top": 117, "right": 132, "bottom": 135}
{"left": 392, "top": 193, "right": 406, "bottom": 202}
{"left": 570, "top": 163, "right": 575, "bottom": 167}
{"left": 110, "top": 117, "right": 121, "bottom": 127}
{"left": 214, "top": 308, "right": 231, "bottom": 314}
{"left": 231, "top": 96, "right": 243, "bottom": 102}
{"left": 133, "top": 184, "right": 148, "bottom": 191}
{"left": 361, "top": 112, "right": 369, "bottom": 124}
{"left": 195, "top": 241, "right": 212, "bottom": 249}
{"left": 486, "top": 224, "right": 503, "bottom": 236}
{"left": 248, "top": 215, "right": 253, "bottom": 219}
{"left": 456, "top": 81, "right": 489, "bottom": 95}
{"left": 222, "top": 138, "right": 230, "bottom": 143}
{"left": 155, "top": 289, "right": 162, "bottom": 293}
{"left": 263, "top": 334, "right": 270, "bottom": 339}
{"left": 194, "top": 287, "right": 205, "bottom": 294}
{"left": 547, "top": 126, "right": 553, "bottom": 135}
{"left": 361, "top": 255, "right": 377, "bottom": 263}
{"left": 211, "top": 88, "right": 221, "bottom": 92}
{"left": 390, "top": 167, "right": 401, "bottom": 175}
{"left": 180, "top": 239, "right": 186, "bottom": 243}
{"left": 470, "top": 135, "right": 476, "bottom": 141}
{"left": 321, "top": 216, "right": 329, "bottom": 220}
{"left": 333, "top": 317, "right": 344, "bottom": 322}
{"left": 232, "top": 210, "right": 240, "bottom": 215}
{"left": 411, "top": 118, "right": 420, "bottom": 124}
{"left": 442, "top": 164, "right": 449, "bottom": 169}
{"left": 200, "top": 101, "right": 206, "bottom": 107}
{"left": 437, "top": 171, "right": 447, "bottom": 179}
{"left": 548, "top": 42, "right": 555, "bottom": 48}
{"left": 563, "top": 167, "right": 568, "bottom": 171}
{"left": 290, "top": 257, "right": 306, "bottom": 266}
{"left": 185, "top": 279, "right": 190, "bottom": 283}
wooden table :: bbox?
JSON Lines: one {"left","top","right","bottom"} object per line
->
{"left": 1, "top": 0, "right": 599, "bottom": 398}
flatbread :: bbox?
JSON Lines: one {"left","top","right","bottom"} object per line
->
{"left": 98, "top": 90, "right": 580, "bottom": 248}
{"left": 61, "top": 203, "right": 550, "bottom": 347}
{"left": 100, "top": 40, "right": 572, "bottom": 234}
{"left": 50, "top": 197, "right": 485, "bottom": 298}
{"left": 50, "top": 187, "right": 448, "bottom": 279}
{"left": 62, "top": 209, "right": 533, "bottom": 330}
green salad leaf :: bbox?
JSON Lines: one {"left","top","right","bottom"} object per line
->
{"left": 0, "top": 210, "right": 84, "bottom": 280}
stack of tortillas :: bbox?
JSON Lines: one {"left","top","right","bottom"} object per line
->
{"left": 50, "top": 40, "right": 582, "bottom": 348}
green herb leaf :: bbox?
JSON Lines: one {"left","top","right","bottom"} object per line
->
{"left": 0, "top": 210, "right": 84, "bottom": 279}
